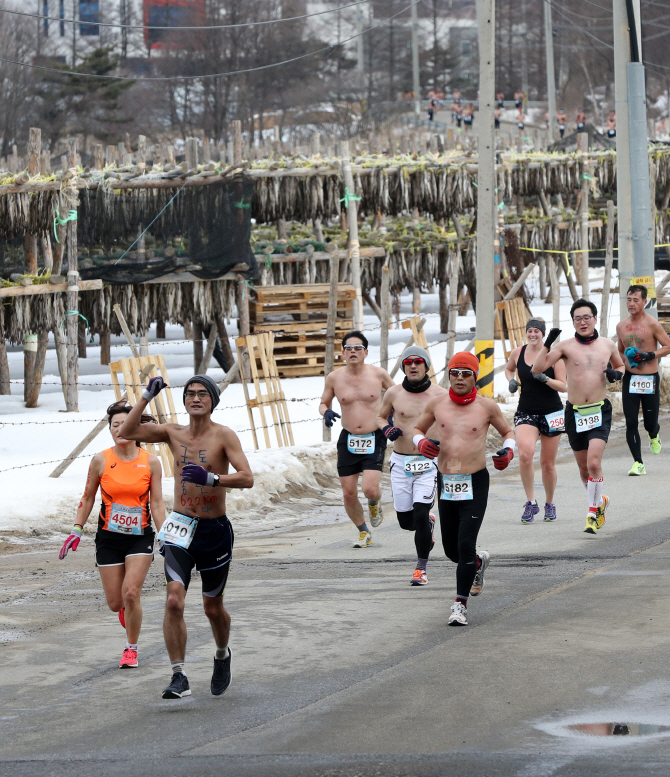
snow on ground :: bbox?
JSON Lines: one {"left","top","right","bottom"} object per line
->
{"left": 0, "top": 266, "right": 662, "bottom": 538}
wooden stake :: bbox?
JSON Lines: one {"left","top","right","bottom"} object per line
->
{"left": 25, "top": 234, "right": 38, "bottom": 274}
{"left": 237, "top": 275, "right": 250, "bottom": 337}
{"left": 502, "top": 263, "right": 536, "bottom": 300}
{"left": 113, "top": 303, "right": 140, "bottom": 358}
{"left": 100, "top": 330, "right": 111, "bottom": 365}
{"left": 0, "top": 339, "right": 9, "bottom": 395}
{"left": 25, "top": 330, "right": 48, "bottom": 408}
{"left": 341, "top": 142, "right": 363, "bottom": 329}
{"left": 23, "top": 333, "right": 37, "bottom": 402}
{"left": 41, "top": 235, "right": 54, "bottom": 272}
{"left": 215, "top": 313, "right": 236, "bottom": 373}
{"left": 192, "top": 320, "right": 204, "bottom": 373}
{"left": 78, "top": 320, "right": 87, "bottom": 358}
{"left": 28, "top": 127, "right": 40, "bottom": 176}
{"left": 549, "top": 257, "right": 560, "bottom": 329}
{"left": 601, "top": 200, "right": 615, "bottom": 338}
{"left": 323, "top": 252, "right": 341, "bottom": 442}
{"left": 65, "top": 138, "right": 79, "bottom": 412}
{"left": 233, "top": 121, "right": 242, "bottom": 165}
{"left": 156, "top": 320, "right": 166, "bottom": 339}
{"left": 380, "top": 261, "right": 390, "bottom": 372}
{"left": 197, "top": 326, "right": 218, "bottom": 374}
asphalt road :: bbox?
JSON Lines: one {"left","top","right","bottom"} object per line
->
{"left": 3, "top": 429, "right": 670, "bottom": 777}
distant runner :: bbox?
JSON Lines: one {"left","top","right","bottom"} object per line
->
{"left": 376, "top": 346, "right": 447, "bottom": 585}
{"left": 320, "top": 330, "right": 394, "bottom": 548}
{"left": 59, "top": 401, "right": 165, "bottom": 669}
{"left": 616, "top": 284, "right": 670, "bottom": 475}
{"left": 557, "top": 109, "right": 567, "bottom": 139}
{"left": 120, "top": 374, "right": 254, "bottom": 700}
{"left": 532, "top": 300, "right": 625, "bottom": 534}
{"left": 413, "top": 352, "right": 515, "bottom": 626}
{"left": 505, "top": 318, "right": 567, "bottom": 523}
{"left": 606, "top": 110, "right": 616, "bottom": 139}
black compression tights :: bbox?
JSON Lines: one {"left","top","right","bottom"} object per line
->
{"left": 622, "top": 374, "right": 660, "bottom": 463}
{"left": 396, "top": 502, "right": 433, "bottom": 559}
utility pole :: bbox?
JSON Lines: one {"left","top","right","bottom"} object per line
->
{"left": 475, "top": 0, "right": 496, "bottom": 397}
{"left": 544, "top": 0, "right": 556, "bottom": 141}
{"left": 411, "top": 0, "right": 421, "bottom": 117}
{"left": 613, "top": 0, "right": 656, "bottom": 318}
{"left": 120, "top": 0, "right": 128, "bottom": 60}
{"left": 520, "top": 0, "right": 528, "bottom": 100}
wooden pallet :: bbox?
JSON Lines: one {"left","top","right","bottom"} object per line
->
{"left": 250, "top": 283, "right": 354, "bottom": 378}
{"left": 658, "top": 297, "right": 670, "bottom": 333}
{"left": 109, "top": 354, "right": 178, "bottom": 477}
{"left": 235, "top": 333, "right": 294, "bottom": 450}
{"left": 494, "top": 298, "right": 530, "bottom": 358}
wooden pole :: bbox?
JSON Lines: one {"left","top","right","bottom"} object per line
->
{"left": 0, "top": 339, "right": 9, "bottom": 395}
{"left": 502, "top": 262, "right": 536, "bottom": 300}
{"left": 192, "top": 320, "right": 204, "bottom": 373}
{"left": 341, "top": 141, "right": 363, "bottom": 330}
{"left": 362, "top": 290, "right": 382, "bottom": 321}
{"left": 65, "top": 138, "right": 79, "bottom": 412}
{"left": 380, "top": 262, "right": 390, "bottom": 372}
{"left": 237, "top": 275, "right": 250, "bottom": 337}
{"left": 52, "top": 326, "right": 67, "bottom": 401}
{"left": 549, "top": 257, "right": 560, "bottom": 329}
{"left": 232, "top": 120, "right": 242, "bottom": 165}
{"left": 601, "top": 200, "right": 615, "bottom": 338}
{"left": 24, "top": 234, "right": 38, "bottom": 274}
{"left": 25, "top": 330, "right": 48, "bottom": 408}
{"left": 78, "top": 320, "right": 87, "bottom": 358}
{"left": 100, "top": 330, "right": 111, "bottom": 365}
{"left": 41, "top": 235, "right": 54, "bottom": 272}
{"left": 578, "top": 132, "right": 590, "bottom": 300}
{"left": 197, "top": 326, "right": 219, "bottom": 374}
{"left": 28, "top": 127, "right": 40, "bottom": 176}
{"left": 323, "top": 252, "right": 340, "bottom": 442}
{"left": 23, "top": 333, "right": 37, "bottom": 402}
{"left": 113, "top": 303, "right": 140, "bottom": 358}
{"left": 156, "top": 320, "right": 166, "bottom": 339}
{"left": 214, "top": 313, "right": 236, "bottom": 373}
{"left": 560, "top": 254, "right": 580, "bottom": 301}
{"left": 446, "top": 252, "right": 459, "bottom": 362}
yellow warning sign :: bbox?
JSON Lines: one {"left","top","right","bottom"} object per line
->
{"left": 630, "top": 276, "right": 656, "bottom": 298}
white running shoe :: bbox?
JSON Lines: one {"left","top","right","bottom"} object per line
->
{"left": 470, "top": 550, "right": 490, "bottom": 596}
{"left": 353, "top": 530, "right": 372, "bottom": 548}
{"left": 368, "top": 500, "right": 384, "bottom": 528}
{"left": 448, "top": 601, "right": 468, "bottom": 626}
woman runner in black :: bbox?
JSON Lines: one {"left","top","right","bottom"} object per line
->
{"left": 505, "top": 319, "right": 567, "bottom": 523}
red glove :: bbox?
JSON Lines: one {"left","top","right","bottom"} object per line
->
{"left": 492, "top": 447, "right": 514, "bottom": 471}
{"left": 59, "top": 526, "right": 83, "bottom": 560}
{"left": 417, "top": 437, "right": 440, "bottom": 459}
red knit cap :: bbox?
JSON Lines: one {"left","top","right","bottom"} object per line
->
{"left": 448, "top": 351, "right": 480, "bottom": 375}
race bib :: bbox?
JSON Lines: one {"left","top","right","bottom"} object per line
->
{"left": 108, "top": 503, "right": 144, "bottom": 535}
{"left": 347, "top": 433, "right": 376, "bottom": 455}
{"left": 574, "top": 403, "right": 603, "bottom": 431}
{"left": 545, "top": 409, "right": 565, "bottom": 432}
{"left": 441, "top": 474, "right": 473, "bottom": 501}
{"left": 157, "top": 511, "right": 198, "bottom": 549}
{"left": 403, "top": 455, "right": 433, "bottom": 477}
{"left": 629, "top": 375, "right": 654, "bottom": 395}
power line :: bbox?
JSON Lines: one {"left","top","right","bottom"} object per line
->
{"left": 0, "top": 1, "right": 369, "bottom": 32}
{"left": 0, "top": 0, "right": 420, "bottom": 82}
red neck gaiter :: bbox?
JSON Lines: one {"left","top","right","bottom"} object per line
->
{"left": 449, "top": 386, "right": 478, "bottom": 405}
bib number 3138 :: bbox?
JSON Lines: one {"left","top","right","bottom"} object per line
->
{"left": 441, "top": 474, "right": 473, "bottom": 501}
{"left": 575, "top": 409, "right": 602, "bottom": 431}
{"left": 157, "top": 511, "right": 198, "bottom": 549}
{"left": 347, "top": 433, "right": 376, "bottom": 455}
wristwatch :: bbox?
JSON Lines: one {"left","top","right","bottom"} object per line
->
{"left": 212, "top": 474, "right": 220, "bottom": 488}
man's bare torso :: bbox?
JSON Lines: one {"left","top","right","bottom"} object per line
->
{"left": 432, "top": 395, "right": 495, "bottom": 475}
{"left": 166, "top": 423, "right": 231, "bottom": 519}
{"left": 558, "top": 338, "right": 615, "bottom": 404}
{"left": 331, "top": 365, "right": 386, "bottom": 434}
{"left": 617, "top": 313, "right": 661, "bottom": 375}
{"left": 388, "top": 383, "right": 446, "bottom": 455}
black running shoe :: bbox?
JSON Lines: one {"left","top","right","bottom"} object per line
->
{"left": 211, "top": 649, "right": 232, "bottom": 696}
{"left": 162, "top": 672, "right": 191, "bottom": 699}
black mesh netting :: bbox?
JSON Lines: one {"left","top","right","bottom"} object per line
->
{"left": 77, "top": 175, "right": 257, "bottom": 284}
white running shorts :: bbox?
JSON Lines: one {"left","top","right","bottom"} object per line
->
{"left": 389, "top": 451, "right": 438, "bottom": 513}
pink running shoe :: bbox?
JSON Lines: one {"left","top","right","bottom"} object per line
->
{"left": 119, "top": 648, "right": 138, "bottom": 668}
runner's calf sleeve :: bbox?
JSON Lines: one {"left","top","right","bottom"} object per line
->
{"left": 412, "top": 502, "right": 434, "bottom": 560}
{"left": 587, "top": 477, "right": 603, "bottom": 514}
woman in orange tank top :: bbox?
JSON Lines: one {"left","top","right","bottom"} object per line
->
{"left": 59, "top": 401, "right": 166, "bottom": 668}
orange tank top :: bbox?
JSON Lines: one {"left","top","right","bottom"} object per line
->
{"left": 98, "top": 447, "right": 152, "bottom": 534}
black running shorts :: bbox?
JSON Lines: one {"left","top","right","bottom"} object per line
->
{"left": 164, "top": 515, "right": 234, "bottom": 597}
{"left": 336, "top": 428, "right": 387, "bottom": 478}
{"left": 514, "top": 410, "right": 563, "bottom": 438}
{"left": 565, "top": 399, "right": 613, "bottom": 451}
{"left": 95, "top": 528, "right": 155, "bottom": 567}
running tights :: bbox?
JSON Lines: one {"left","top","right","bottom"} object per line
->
{"left": 396, "top": 501, "right": 433, "bottom": 559}
{"left": 622, "top": 373, "right": 660, "bottom": 463}
{"left": 438, "top": 469, "right": 489, "bottom": 598}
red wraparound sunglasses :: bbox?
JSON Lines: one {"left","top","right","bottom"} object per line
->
{"left": 402, "top": 358, "right": 426, "bottom": 366}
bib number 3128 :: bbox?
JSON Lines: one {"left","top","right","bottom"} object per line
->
{"left": 441, "top": 474, "right": 473, "bottom": 501}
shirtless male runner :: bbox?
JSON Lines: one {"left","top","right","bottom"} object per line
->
{"left": 532, "top": 299, "right": 625, "bottom": 534}
{"left": 376, "top": 346, "right": 447, "bottom": 585}
{"left": 412, "top": 352, "right": 515, "bottom": 626}
{"left": 319, "top": 330, "right": 394, "bottom": 548}
{"left": 616, "top": 284, "right": 670, "bottom": 475}
{"left": 120, "top": 374, "right": 253, "bottom": 699}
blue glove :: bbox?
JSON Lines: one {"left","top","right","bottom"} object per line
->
{"left": 624, "top": 346, "right": 639, "bottom": 363}
{"left": 323, "top": 409, "right": 341, "bottom": 428}
{"left": 383, "top": 425, "right": 403, "bottom": 441}
{"left": 181, "top": 462, "right": 218, "bottom": 487}
{"left": 142, "top": 376, "right": 166, "bottom": 401}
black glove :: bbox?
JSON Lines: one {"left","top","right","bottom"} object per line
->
{"left": 603, "top": 368, "right": 623, "bottom": 383}
{"left": 532, "top": 372, "right": 549, "bottom": 384}
{"left": 382, "top": 425, "right": 403, "bottom": 441}
{"left": 543, "top": 328, "right": 561, "bottom": 350}
{"left": 323, "top": 409, "right": 341, "bottom": 428}
{"left": 508, "top": 378, "right": 520, "bottom": 393}
{"left": 634, "top": 351, "right": 655, "bottom": 364}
